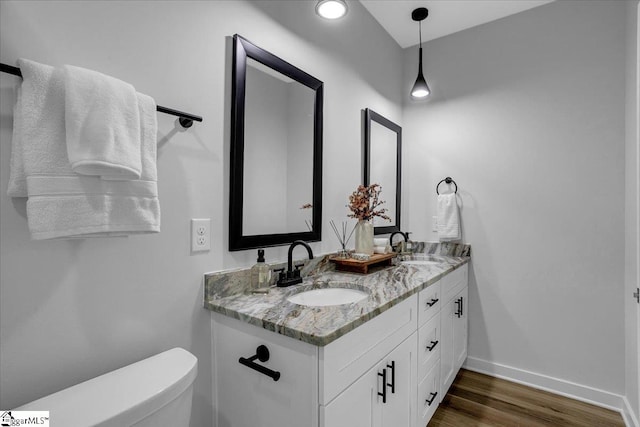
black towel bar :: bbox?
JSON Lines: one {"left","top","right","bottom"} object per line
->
{"left": 0, "top": 62, "right": 203, "bottom": 128}
{"left": 436, "top": 177, "right": 458, "bottom": 195}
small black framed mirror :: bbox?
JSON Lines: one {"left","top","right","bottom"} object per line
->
{"left": 363, "top": 108, "right": 402, "bottom": 235}
{"left": 229, "top": 34, "right": 323, "bottom": 251}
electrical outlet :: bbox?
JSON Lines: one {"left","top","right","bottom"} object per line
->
{"left": 191, "top": 218, "right": 211, "bottom": 252}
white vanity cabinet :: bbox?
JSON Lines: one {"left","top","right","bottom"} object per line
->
{"left": 212, "top": 294, "right": 417, "bottom": 427}
{"left": 210, "top": 262, "right": 469, "bottom": 427}
{"left": 440, "top": 264, "right": 469, "bottom": 400}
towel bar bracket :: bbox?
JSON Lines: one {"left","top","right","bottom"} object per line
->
{"left": 1, "top": 62, "right": 202, "bottom": 129}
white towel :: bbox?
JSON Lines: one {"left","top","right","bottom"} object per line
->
{"left": 437, "top": 193, "right": 460, "bottom": 241}
{"left": 8, "top": 59, "right": 68, "bottom": 197}
{"left": 64, "top": 64, "right": 142, "bottom": 180}
{"left": 373, "top": 237, "right": 388, "bottom": 247}
{"left": 373, "top": 245, "right": 391, "bottom": 254}
{"left": 7, "top": 58, "right": 160, "bottom": 240}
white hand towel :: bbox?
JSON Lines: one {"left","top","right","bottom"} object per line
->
{"left": 8, "top": 59, "right": 69, "bottom": 197}
{"left": 373, "top": 237, "right": 388, "bottom": 247}
{"left": 437, "top": 193, "right": 460, "bottom": 241}
{"left": 7, "top": 58, "right": 160, "bottom": 240}
{"left": 373, "top": 245, "right": 391, "bottom": 254}
{"left": 64, "top": 64, "right": 142, "bottom": 180}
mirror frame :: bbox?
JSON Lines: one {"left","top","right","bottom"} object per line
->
{"left": 363, "top": 108, "right": 402, "bottom": 235}
{"left": 229, "top": 34, "right": 323, "bottom": 251}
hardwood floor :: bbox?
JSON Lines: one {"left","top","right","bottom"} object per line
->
{"left": 428, "top": 369, "right": 625, "bottom": 427}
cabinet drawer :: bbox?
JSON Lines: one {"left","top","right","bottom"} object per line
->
{"left": 417, "top": 362, "right": 440, "bottom": 427}
{"left": 442, "top": 263, "right": 468, "bottom": 303}
{"left": 418, "top": 280, "right": 441, "bottom": 327}
{"left": 319, "top": 294, "right": 417, "bottom": 405}
{"left": 418, "top": 314, "right": 440, "bottom": 381}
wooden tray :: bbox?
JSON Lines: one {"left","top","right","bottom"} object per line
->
{"left": 330, "top": 253, "right": 396, "bottom": 274}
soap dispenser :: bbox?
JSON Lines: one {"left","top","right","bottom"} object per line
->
{"left": 250, "top": 249, "right": 271, "bottom": 294}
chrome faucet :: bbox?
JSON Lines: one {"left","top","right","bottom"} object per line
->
{"left": 276, "top": 240, "right": 314, "bottom": 287}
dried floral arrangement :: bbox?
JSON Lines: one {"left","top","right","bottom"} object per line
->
{"left": 300, "top": 203, "right": 313, "bottom": 231}
{"left": 347, "top": 184, "right": 391, "bottom": 222}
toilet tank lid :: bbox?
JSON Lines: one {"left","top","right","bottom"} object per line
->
{"left": 17, "top": 347, "right": 197, "bottom": 427}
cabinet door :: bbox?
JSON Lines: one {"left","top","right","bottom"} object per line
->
{"left": 453, "top": 286, "right": 468, "bottom": 373}
{"left": 213, "top": 313, "right": 318, "bottom": 427}
{"left": 440, "top": 285, "right": 469, "bottom": 401}
{"left": 323, "top": 333, "right": 417, "bottom": 427}
{"left": 380, "top": 334, "right": 416, "bottom": 427}
{"left": 321, "top": 364, "right": 379, "bottom": 427}
{"left": 439, "top": 294, "right": 455, "bottom": 400}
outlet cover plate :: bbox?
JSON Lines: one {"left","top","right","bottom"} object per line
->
{"left": 191, "top": 218, "right": 211, "bottom": 252}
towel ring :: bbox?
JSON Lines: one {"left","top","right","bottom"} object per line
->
{"left": 436, "top": 177, "right": 457, "bottom": 195}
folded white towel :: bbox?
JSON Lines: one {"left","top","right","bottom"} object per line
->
{"left": 373, "top": 245, "right": 390, "bottom": 254}
{"left": 373, "top": 237, "right": 388, "bottom": 247}
{"left": 437, "top": 193, "right": 460, "bottom": 241}
{"left": 8, "top": 58, "right": 160, "bottom": 240}
{"left": 64, "top": 64, "right": 142, "bottom": 180}
{"left": 8, "top": 59, "right": 69, "bottom": 197}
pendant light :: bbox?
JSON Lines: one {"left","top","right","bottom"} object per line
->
{"left": 316, "top": 0, "right": 348, "bottom": 20}
{"left": 411, "top": 7, "right": 431, "bottom": 99}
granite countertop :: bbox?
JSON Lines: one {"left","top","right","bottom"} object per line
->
{"left": 204, "top": 247, "right": 470, "bottom": 347}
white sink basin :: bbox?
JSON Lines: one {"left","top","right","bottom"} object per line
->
{"left": 400, "top": 255, "right": 445, "bottom": 266}
{"left": 287, "top": 287, "right": 369, "bottom": 307}
{"left": 401, "top": 260, "right": 440, "bottom": 266}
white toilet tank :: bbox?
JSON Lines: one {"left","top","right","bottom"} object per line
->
{"left": 17, "top": 347, "right": 197, "bottom": 427}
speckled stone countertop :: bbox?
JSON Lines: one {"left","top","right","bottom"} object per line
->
{"left": 204, "top": 243, "right": 470, "bottom": 347}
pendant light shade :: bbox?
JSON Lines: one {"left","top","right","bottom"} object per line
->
{"left": 316, "top": 0, "right": 348, "bottom": 19}
{"left": 411, "top": 8, "right": 431, "bottom": 99}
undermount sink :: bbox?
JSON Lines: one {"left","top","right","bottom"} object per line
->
{"left": 400, "top": 255, "right": 445, "bottom": 266}
{"left": 287, "top": 287, "right": 369, "bottom": 307}
{"left": 401, "top": 260, "right": 440, "bottom": 266}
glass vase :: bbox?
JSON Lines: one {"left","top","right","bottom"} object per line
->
{"left": 354, "top": 220, "right": 374, "bottom": 255}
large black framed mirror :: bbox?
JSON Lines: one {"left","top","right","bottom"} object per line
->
{"left": 229, "top": 34, "right": 323, "bottom": 251}
{"left": 363, "top": 108, "right": 402, "bottom": 235}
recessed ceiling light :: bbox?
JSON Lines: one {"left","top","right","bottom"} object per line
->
{"left": 316, "top": 0, "right": 348, "bottom": 20}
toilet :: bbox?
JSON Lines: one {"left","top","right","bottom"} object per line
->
{"left": 17, "top": 348, "right": 197, "bottom": 427}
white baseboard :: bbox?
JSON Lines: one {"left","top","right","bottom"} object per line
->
{"left": 463, "top": 356, "right": 628, "bottom": 421}
{"left": 622, "top": 396, "right": 640, "bottom": 427}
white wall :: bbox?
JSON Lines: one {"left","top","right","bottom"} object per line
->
{"left": 625, "top": 1, "right": 640, "bottom": 424}
{"left": 0, "top": 1, "right": 403, "bottom": 424}
{"left": 403, "top": 0, "right": 627, "bottom": 404}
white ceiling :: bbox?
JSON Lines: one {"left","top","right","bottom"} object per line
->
{"left": 358, "top": 0, "right": 554, "bottom": 48}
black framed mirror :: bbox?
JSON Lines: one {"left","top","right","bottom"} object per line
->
{"left": 363, "top": 108, "right": 402, "bottom": 235}
{"left": 229, "top": 34, "right": 323, "bottom": 251}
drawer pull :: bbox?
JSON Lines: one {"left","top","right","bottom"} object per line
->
{"left": 238, "top": 345, "right": 281, "bottom": 381}
{"left": 386, "top": 361, "right": 395, "bottom": 394}
{"left": 455, "top": 297, "right": 463, "bottom": 318}
{"left": 426, "top": 298, "right": 439, "bottom": 307}
{"left": 425, "top": 392, "right": 438, "bottom": 406}
{"left": 426, "top": 340, "right": 439, "bottom": 351}
{"left": 378, "top": 369, "right": 387, "bottom": 403}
